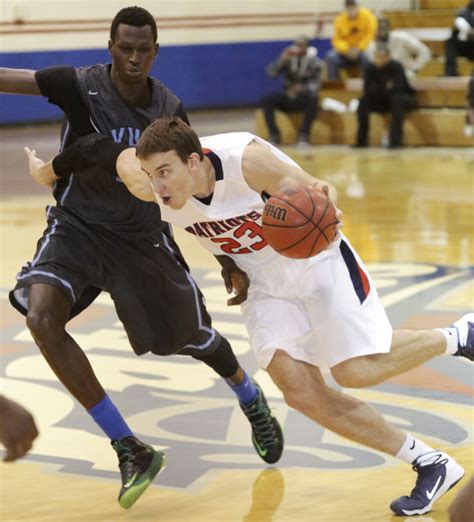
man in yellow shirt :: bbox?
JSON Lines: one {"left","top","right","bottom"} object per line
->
{"left": 326, "top": 0, "right": 377, "bottom": 80}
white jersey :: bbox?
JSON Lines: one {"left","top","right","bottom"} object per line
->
{"left": 158, "top": 132, "right": 392, "bottom": 370}
{"left": 159, "top": 132, "right": 334, "bottom": 276}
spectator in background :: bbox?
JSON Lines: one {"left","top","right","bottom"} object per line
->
{"left": 465, "top": 72, "right": 474, "bottom": 136}
{"left": 367, "top": 17, "right": 431, "bottom": 80}
{"left": 325, "top": 0, "right": 376, "bottom": 80}
{"left": 261, "top": 36, "right": 323, "bottom": 146}
{"left": 0, "top": 395, "right": 39, "bottom": 462}
{"left": 354, "top": 42, "right": 417, "bottom": 149}
{"left": 445, "top": 1, "right": 474, "bottom": 76}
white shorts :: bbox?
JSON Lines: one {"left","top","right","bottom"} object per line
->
{"left": 240, "top": 235, "right": 393, "bottom": 370}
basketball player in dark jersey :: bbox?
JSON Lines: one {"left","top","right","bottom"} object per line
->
{"left": 0, "top": 6, "right": 283, "bottom": 508}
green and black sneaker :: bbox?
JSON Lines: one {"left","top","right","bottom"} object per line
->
{"left": 240, "top": 381, "right": 284, "bottom": 464}
{"left": 111, "top": 436, "right": 165, "bottom": 509}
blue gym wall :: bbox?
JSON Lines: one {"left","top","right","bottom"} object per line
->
{"left": 0, "top": 39, "right": 332, "bottom": 125}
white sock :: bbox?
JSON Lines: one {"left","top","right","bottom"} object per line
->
{"left": 396, "top": 434, "right": 436, "bottom": 464}
{"left": 436, "top": 327, "right": 458, "bottom": 355}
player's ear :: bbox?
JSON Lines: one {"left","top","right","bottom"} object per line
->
{"left": 154, "top": 43, "right": 159, "bottom": 59}
{"left": 188, "top": 153, "right": 200, "bottom": 170}
{"left": 108, "top": 39, "right": 113, "bottom": 56}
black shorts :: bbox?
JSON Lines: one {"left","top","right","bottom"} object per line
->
{"left": 9, "top": 205, "right": 218, "bottom": 357}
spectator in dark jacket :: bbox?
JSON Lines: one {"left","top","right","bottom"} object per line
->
{"left": 445, "top": 1, "right": 474, "bottom": 76}
{"left": 261, "top": 36, "right": 323, "bottom": 146}
{"left": 355, "top": 42, "right": 417, "bottom": 148}
{"left": 465, "top": 72, "right": 474, "bottom": 136}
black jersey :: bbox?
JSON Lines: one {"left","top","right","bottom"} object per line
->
{"left": 35, "top": 64, "right": 188, "bottom": 237}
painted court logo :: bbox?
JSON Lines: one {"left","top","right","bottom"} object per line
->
{"left": 0, "top": 263, "right": 472, "bottom": 489}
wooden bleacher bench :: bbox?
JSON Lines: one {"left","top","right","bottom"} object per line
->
{"left": 420, "top": 0, "right": 466, "bottom": 9}
{"left": 419, "top": 57, "right": 472, "bottom": 76}
{"left": 255, "top": 108, "right": 474, "bottom": 147}
{"left": 326, "top": 76, "right": 471, "bottom": 108}
{"left": 385, "top": 10, "right": 456, "bottom": 28}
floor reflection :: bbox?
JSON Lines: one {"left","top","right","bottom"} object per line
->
{"left": 243, "top": 468, "right": 285, "bottom": 521}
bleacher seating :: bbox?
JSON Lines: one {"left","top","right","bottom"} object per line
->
{"left": 255, "top": 108, "right": 473, "bottom": 146}
{"left": 255, "top": 2, "right": 474, "bottom": 147}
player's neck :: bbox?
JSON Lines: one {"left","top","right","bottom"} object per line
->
{"left": 193, "top": 157, "right": 216, "bottom": 198}
{"left": 110, "top": 72, "right": 152, "bottom": 108}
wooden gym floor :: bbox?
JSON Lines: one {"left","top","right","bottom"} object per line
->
{"left": 0, "top": 117, "right": 473, "bottom": 521}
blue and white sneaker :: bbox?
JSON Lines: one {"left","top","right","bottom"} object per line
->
{"left": 390, "top": 451, "right": 465, "bottom": 516}
{"left": 452, "top": 313, "right": 474, "bottom": 361}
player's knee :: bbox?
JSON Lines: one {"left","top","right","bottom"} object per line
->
{"left": 26, "top": 309, "right": 66, "bottom": 344}
{"left": 282, "top": 382, "right": 335, "bottom": 424}
{"left": 281, "top": 385, "right": 304, "bottom": 411}
{"left": 281, "top": 380, "right": 316, "bottom": 413}
{"left": 331, "top": 361, "right": 366, "bottom": 388}
{"left": 192, "top": 334, "right": 239, "bottom": 378}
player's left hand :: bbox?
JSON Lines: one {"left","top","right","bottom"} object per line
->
{"left": 218, "top": 256, "right": 250, "bottom": 306}
{"left": 319, "top": 184, "right": 343, "bottom": 240}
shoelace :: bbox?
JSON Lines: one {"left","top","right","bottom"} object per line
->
{"left": 115, "top": 443, "right": 138, "bottom": 479}
{"left": 243, "top": 397, "right": 279, "bottom": 446}
{"left": 409, "top": 457, "right": 449, "bottom": 498}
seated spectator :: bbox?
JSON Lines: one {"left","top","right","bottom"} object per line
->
{"left": 261, "top": 36, "right": 323, "bottom": 146}
{"left": 445, "top": 1, "right": 474, "bottom": 76}
{"left": 325, "top": 0, "right": 376, "bottom": 80}
{"left": 465, "top": 72, "right": 474, "bottom": 136}
{"left": 354, "top": 42, "right": 417, "bottom": 149}
{"left": 367, "top": 17, "right": 431, "bottom": 80}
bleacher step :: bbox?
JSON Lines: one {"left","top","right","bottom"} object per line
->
{"left": 385, "top": 10, "right": 456, "bottom": 28}
{"left": 255, "top": 108, "right": 474, "bottom": 147}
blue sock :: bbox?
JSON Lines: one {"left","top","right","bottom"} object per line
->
{"left": 228, "top": 372, "right": 258, "bottom": 405}
{"left": 87, "top": 395, "right": 134, "bottom": 441}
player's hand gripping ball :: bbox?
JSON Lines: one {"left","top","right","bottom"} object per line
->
{"left": 262, "top": 185, "right": 339, "bottom": 259}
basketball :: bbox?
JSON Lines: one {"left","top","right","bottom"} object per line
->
{"left": 262, "top": 185, "right": 339, "bottom": 259}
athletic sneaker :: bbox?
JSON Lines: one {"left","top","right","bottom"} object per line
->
{"left": 240, "top": 381, "right": 284, "bottom": 464}
{"left": 390, "top": 451, "right": 465, "bottom": 516}
{"left": 452, "top": 313, "right": 474, "bottom": 361}
{"left": 112, "top": 436, "right": 165, "bottom": 509}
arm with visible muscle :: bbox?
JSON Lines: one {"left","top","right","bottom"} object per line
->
{"left": 24, "top": 134, "right": 156, "bottom": 199}
{"left": 0, "top": 68, "right": 41, "bottom": 95}
{"left": 115, "top": 146, "right": 156, "bottom": 202}
{"left": 242, "top": 139, "right": 338, "bottom": 203}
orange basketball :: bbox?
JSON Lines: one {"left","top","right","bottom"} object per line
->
{"left": 262, "top": 185, "right": 338, "bottom": 259}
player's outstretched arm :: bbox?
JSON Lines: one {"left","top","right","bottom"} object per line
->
{"left": 116, "top": 147, "right": 156, "bottom": 202}
{"left": 0, "top": 68, "right": 41, "bottom": 95}
{"left": 0, "top": 395, "right": 39, "bottom": 462}
{"left": 46, "top": 133, "right": 155, "bottom": 202}
{"left": 242, "top": 140, "right": 338, "bottom": 204}
{"left": 24, "top": 147, "right": 59, "bottom": 188}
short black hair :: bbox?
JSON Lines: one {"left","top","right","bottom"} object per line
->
{"left": 110, "top": 6, "right": 157, "bottom": 42}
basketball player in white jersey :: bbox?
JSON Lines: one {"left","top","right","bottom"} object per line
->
{"left": 26, "top": 118, "right": 473, "bottom": 516}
